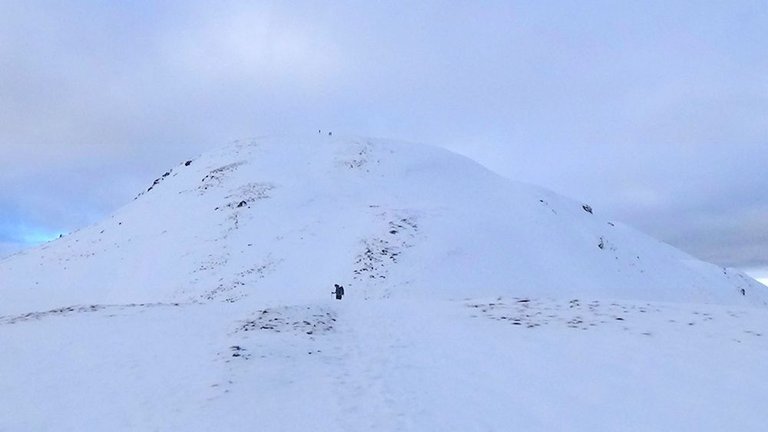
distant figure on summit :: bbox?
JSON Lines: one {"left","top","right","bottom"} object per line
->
{"left": 333, "top": 284, "right": 345, "bottom": 300}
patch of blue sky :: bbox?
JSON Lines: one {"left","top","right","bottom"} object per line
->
{"left": 0, "top": 222, "right": 61, "bottom": 245}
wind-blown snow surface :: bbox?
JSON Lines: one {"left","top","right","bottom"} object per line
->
{"left": 1, "top": 134, "right": 767, "bottom": 430}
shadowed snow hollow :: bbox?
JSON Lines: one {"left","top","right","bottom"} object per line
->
{"left": 0, "top": 134, "right": 765, "bottom": 314}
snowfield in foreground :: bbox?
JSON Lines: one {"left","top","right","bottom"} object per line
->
{"left": 1, "top": 134, "right": 766, "bottom": 430}
{"left": 1, "top": 296, "right": 767, "bottom": 431}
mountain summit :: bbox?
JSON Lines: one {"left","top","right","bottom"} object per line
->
{"left": 1, "top": 134, "right": 764, "bottom": 315}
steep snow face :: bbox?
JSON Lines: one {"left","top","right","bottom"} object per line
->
{"left": 0, "top": 134, "right": 764, "bottom": 314}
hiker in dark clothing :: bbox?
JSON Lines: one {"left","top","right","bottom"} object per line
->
{"left": 333, "top": 284, "right": 345, "bottom": 300}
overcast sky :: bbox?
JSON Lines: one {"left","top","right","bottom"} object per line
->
{"left": 1, "top": 1, "right": 766, "bottom": 280}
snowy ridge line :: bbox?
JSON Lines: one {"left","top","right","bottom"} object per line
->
{"left": 0, "top": 301, "right": 192, "bottom": 325}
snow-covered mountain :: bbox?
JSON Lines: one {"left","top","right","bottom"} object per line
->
{"left": 2, "top": 134, "right": 767, "bottom": 431}
{"left": 1, "top": 134, "right": 763, "bottom": 313}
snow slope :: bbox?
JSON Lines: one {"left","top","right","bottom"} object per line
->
{"left": 1, "top": 134, "right": 767, "bottom": 431}
{"left": 0, "top": 134, "right": 764, "bottom": 313}
{"left": 2, "top": 296, "right": 767, "bottom": 431}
